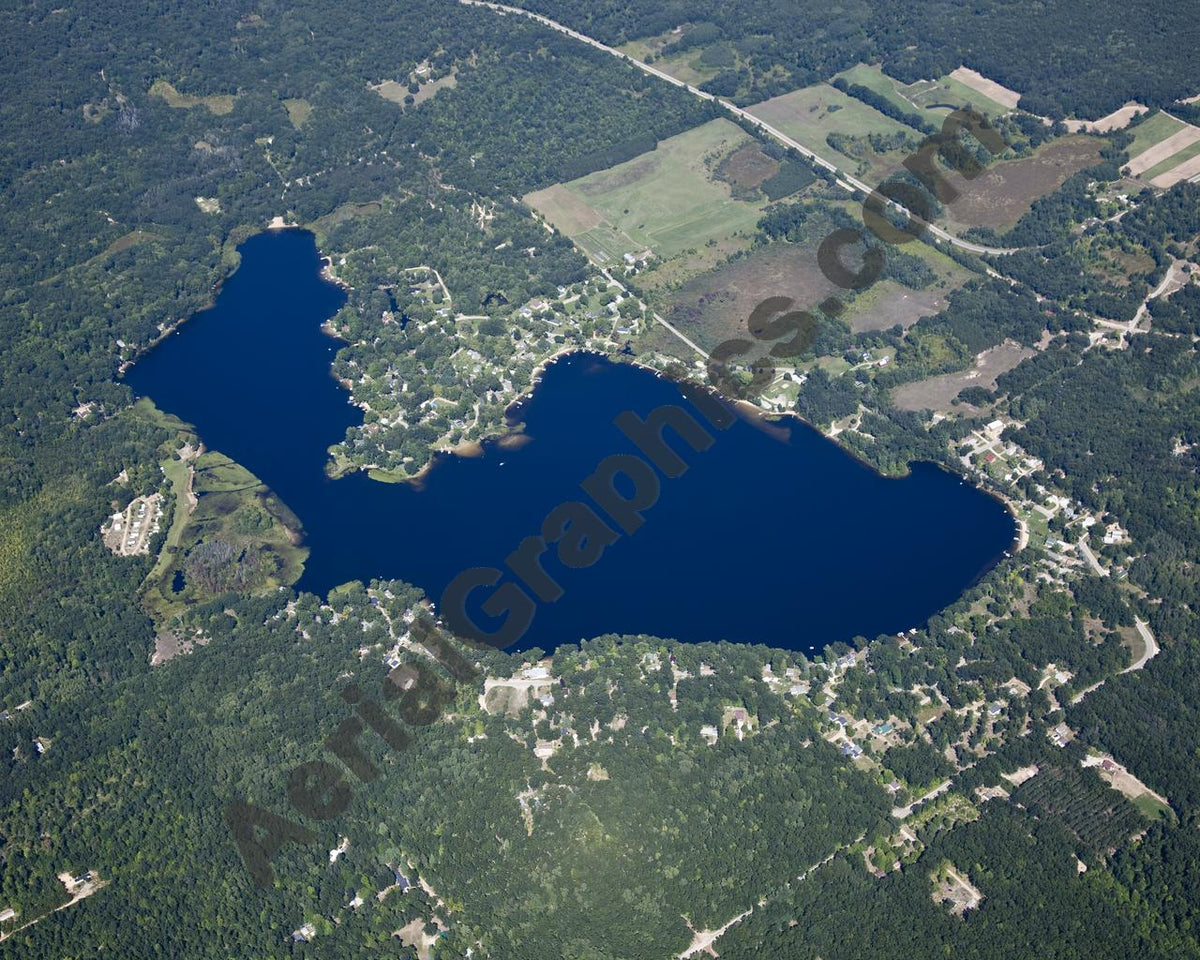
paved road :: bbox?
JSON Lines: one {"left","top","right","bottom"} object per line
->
{"left": 1123, "top": 618, "right": 1160, "bottom": 673}
{"left": 462, "top": 0, "right": 1019, "bottom": 256}
{"left": 1077, "top": 536, "right": 1109, "bottom": 576}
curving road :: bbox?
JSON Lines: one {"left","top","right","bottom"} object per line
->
{"left": 461, "top": 0, "right": 1019, "bottom": 256}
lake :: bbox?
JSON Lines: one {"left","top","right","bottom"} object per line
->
{"left": 127, "top": 229, "right": 1016, "bottom": 654}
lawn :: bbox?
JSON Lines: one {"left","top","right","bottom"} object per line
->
{"left": 744, "top": 83, "right": 914, "bottom": 181}
{"left": 525, "top": 118, "right": 767, "bottom": 264}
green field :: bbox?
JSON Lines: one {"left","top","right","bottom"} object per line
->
{"left": 524, "top": 118, "right": 767, "bottom": 264}
{"left": 835, "top": 63, "right": 927, "bottom": 117}
{"left": 744, "top": 83, "right": 915, "bottom": 181}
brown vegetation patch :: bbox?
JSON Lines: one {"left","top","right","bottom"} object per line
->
{"left": 664, "top": 242, "right": 840, "bottom": 354}
{"left": 524, "top": 183, "right": 606, "bottom": 236}
{"left": 576, "top": 156, "right": 659, "bottom": 197}
{"left": 941, "top": 138, "right": 1103, "bottom": 232}
{"left": 717, "top": 143, "right": 780, "bottom": 195}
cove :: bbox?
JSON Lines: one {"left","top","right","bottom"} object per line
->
{"left": 127, "top": 229, "right": 1016, "bottom": 655}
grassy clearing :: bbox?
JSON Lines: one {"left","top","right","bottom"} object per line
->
{"left": 901, "top": 74, "right": 1012, "bottom": 119}
{"left": 525, "top": 118, "right": 766, "bottom": 265}
{"left": 96, "top": 230, "right": 162, "bottom": 262}
{"left": 842, "top": 238, "right": 974, "bottom": 332}
{"left": 844, "top": 281, "right": 950, "bottom": 333}
{"left": 150, "top": 79, "right": 236, "bottom": 115}
{"left": 369, "top": 67, "right": 459, "bottom": 109}
{"left": 282, "top": 98, "right": 312, "bottom": 129}
{"left": 307, "top": 199, "right": 383, "bottom": 242}
{"left": 370, "top": 80, "right": 409, "bottom": 105}
{"left": 617, "top": 30, "right": 725, "bottom": 87}
{"left": 834, "top": 63, "right": 923, "bottom": 116}
{"left": 1131, "top": 792, "right": 1173, "bottom": 821}
{"left": 745, "top": 84, "right": 914, "bottom": 182}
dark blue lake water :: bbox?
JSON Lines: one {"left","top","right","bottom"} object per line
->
{"left": 127, "top": 229, "right": 1015, "bottom": 654}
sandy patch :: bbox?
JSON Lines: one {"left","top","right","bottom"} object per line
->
{"left": 1064, "top": 102, "right": 1147, "bottom": 133}
{"left": 1002, "top": 764, "right": 1039, "bottom": 787}
{"left": 1082, "top": 753, "right": 1169, "bottom": 809}
{"left": 394, "top": 918, "right": 439, "bottom": 960}
{"left": 932, "top": 862, "right": 983, "bottom": 916}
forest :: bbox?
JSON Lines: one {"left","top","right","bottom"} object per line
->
{"left": 508, "top": 0, "right": 1200, "bottom": 117}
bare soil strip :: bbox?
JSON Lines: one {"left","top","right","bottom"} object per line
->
{"left": 1151, "top": 151, "right": 1200, "bottom": 188}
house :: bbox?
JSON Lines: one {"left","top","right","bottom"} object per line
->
{"left": 840, "top": 741, "right": 863, "bottom": 759}
{"left": 988, "top": 703, "right": 1003, "bottom": 717}
{"left": 292, "top": 923, "right": 316, "bottom": 943}
{"left": 0, "top": 907, "right": 17, "bottom": 923}
{"left": 393, "top": 869, "right": 411, "bottom": 892}
{"left": 622, "top": 252, "right": 637, "bottom": 266}
{"left": 700, "top": 724, "right": 719, "bottom": 744}
{"left": 522, "top": 666, "right": 550, "bottom": 680}
{"left": 829, "top": 712, "right": 847, "bottom": 726}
